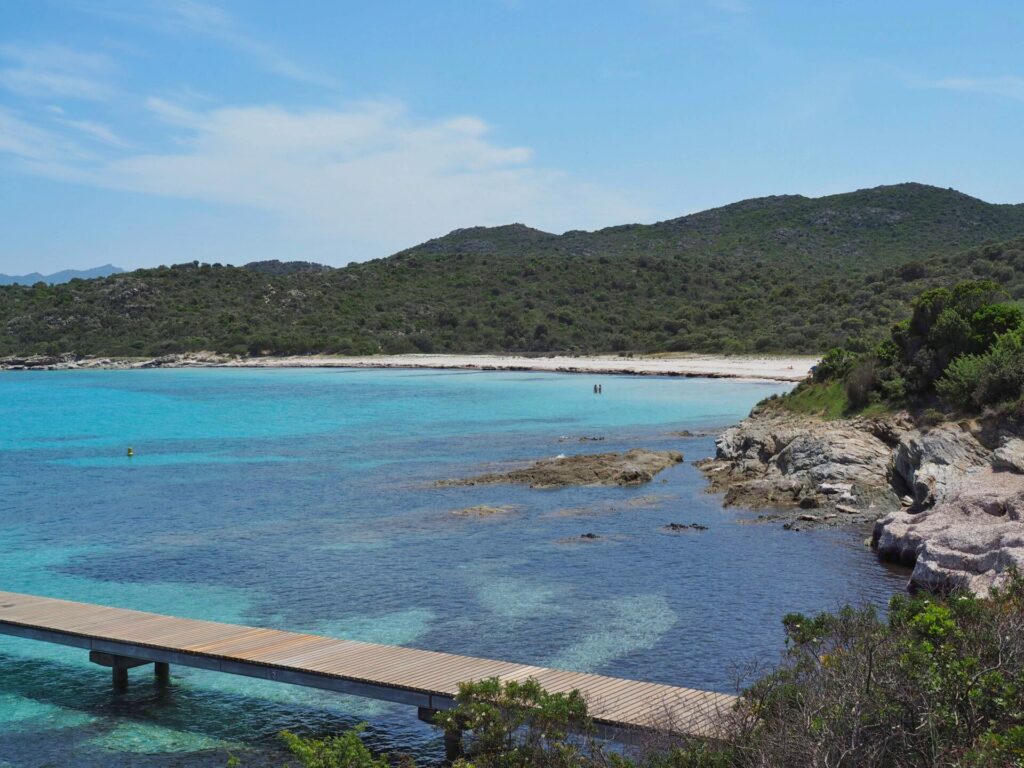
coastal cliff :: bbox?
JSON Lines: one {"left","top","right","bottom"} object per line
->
{"left": 699, "top": 406, "right": 1024, "bottom": 595}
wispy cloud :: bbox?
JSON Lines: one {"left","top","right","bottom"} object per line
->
{"left": 60, "top": 118, "right": 130, "bottom": 148}
{"left": 0, "top": 43, "right": 114, "bottom": 100}
{"left": 0, "top": 107, "right": 92, "bottom": 163}
{"left": 68, "top": 0, "right": 336, "bottom": 87}
{"left": 925, "top": 75, "right": 1024, "bottom": 103}
{"left": 5, "top": 97, "right": 646, "bottom": 257}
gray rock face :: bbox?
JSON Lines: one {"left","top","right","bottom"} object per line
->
{"left": 992, "top": 438, "right": 1024, "bottom": 474}
{"left": 892, "top": 424, "right": 990, "bottom": 509}
{"left": 696, "top": 409, "right": 900, "bottom": 526}
{"left": 873, "top": 468, "right": 1024, "bottom": 595}
{"left": 441, "top": 449, "right": 684, "bottom": 489}
{"left": 0, "top": 351, "right": 234, "bottom": 370}
{"left": 700, "top": 408, "right": 1024, "bottom": 593}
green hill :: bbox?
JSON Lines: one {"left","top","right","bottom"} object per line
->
{"left": 2, "top": 183, "right": 1023, "bottom": 357}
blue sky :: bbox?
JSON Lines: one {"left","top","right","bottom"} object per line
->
{"left": 1, "top": 1, "right": 1023, "bottom": 273}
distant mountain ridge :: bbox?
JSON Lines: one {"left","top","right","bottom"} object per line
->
{"left": 0, "top": 264, "right": 124, "bottom": 285}
{"left": 2, "top": 183, "right": 1023, "bottom": 357}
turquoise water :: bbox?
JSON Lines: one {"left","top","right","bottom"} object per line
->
{"left": 0, "top": 369, "right": 907, "bottom": 766}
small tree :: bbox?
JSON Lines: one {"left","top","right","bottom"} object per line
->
{"left": 434, "top": 677, "right": 591, "bottom": 767}
{"left": 278, "top": 725, "right": 391, "bottom": 768}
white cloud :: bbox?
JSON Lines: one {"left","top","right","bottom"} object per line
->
{"left": 0, "top": 107, "right": 91, "bottom": 162}
{"left": 60, "top": 118, "right": 130, "bottom": 147}
{"left": 926, "top": 75, "right": 1024, "bottom": 103}
{"left": 7, "top": 98, "right": 648, "bottom": 259}
{"left": 0, "top": 43, "right": 113, "bottom": 100}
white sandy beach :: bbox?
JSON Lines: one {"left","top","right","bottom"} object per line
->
{"left": 222, "top": 353, "right": 818, "bottom": 382}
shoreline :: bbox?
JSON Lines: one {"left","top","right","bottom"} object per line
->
{"left": 698, "top": 404, "right": 1024, "bottom": 595}
{"left": 0, "top": 352, "right": 818, "bottom": 383}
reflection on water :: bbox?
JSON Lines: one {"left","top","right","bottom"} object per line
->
{"left": 0, "top": 369, "right": 908, "bottom": 765}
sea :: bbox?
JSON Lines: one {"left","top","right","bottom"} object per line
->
{"left": 0, "top": 368, "right": 908, "bottom": 766}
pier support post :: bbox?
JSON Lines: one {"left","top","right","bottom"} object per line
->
{"left": 418, "top": 706, "right": 463, "bottom": 763}
{"left": 89, "top": 651, "right": 159, "bottom": 691}
{"left": 154, "top": 661, "right": 170, "bottom": 684}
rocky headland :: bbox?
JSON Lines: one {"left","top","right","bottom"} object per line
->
{"left": 698, "top": 405, "right": 1024, "bottom": 595}
{"left": 439, "top": 448, "right": 684, "bottom": 489}
{"left": 0, "top": 352, "right": 233, "bottom": 370}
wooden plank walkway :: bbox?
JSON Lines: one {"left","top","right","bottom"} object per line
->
{"left": 0, "top": 590, "right": 735, "bottom": 740}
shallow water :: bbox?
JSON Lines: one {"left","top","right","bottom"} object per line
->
{"left": 0, "top": 369, "right": 908, "bottom": 766}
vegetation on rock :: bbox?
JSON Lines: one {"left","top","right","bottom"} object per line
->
{"left": 776, "top": 279, "right": 1024, "bottom": 418}
{"left": 3, "top": 184, "right": 1024, "bottom": 358}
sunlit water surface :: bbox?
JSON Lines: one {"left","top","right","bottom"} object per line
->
{"left": 0, "top": 369, "right": 907, "bottom": 766}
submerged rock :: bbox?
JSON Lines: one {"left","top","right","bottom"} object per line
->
{"left": 440, "top": 449, "right": 683, "bottom": 489}
{"left": 449, "top": 505, "right": 517, "bottom": 519}
{"left": 663, "top": 522, "right": 708, "bottom": 532}
{"left": 557, "top": 532, "right": 606, "bottom": 544}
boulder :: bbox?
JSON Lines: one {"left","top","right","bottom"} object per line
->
{"left": 872, "top": 468, "right": 1024, "bottom": 595}
{"left": 892, "top": 424, "right": 990, "bottom": 510}
{"left": 992, "top": 438, "right": 1024, "bottom": 474}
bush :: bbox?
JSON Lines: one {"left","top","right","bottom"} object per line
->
{"left": 734, "top": 576, "right": 1024, "bottom": 767}
{"left": 434, "top": 677, "right": 590, "bottom": 767}
{"left": 801, "top": 281, "right": 1024, "bottom": 415}
{"left": 938, "top": 328, "right": 1024, "bottom": 409}
{"left": 844, "top": 358, "right": 878, "bottom": 408}
{"left": 936, "top": 353, "right": 987, "bottom": 409}
{"left": 813, "top": 348, "right": 856, "bottom": 382}
{"left": 277, "top": 725, "right": 391, "bottom": 768}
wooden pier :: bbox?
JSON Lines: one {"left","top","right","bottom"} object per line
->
{"left": 0, "top": 590, "right": 734, "bottom": 743}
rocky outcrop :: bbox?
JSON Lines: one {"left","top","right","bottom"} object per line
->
{"left": 992, "top": 439, "right": 1024, "bottom": 474}
{"left": 0, "top": 351, "right": 235, "bottom": 370}
{"left": 892, "top": 423, "right": 990, "bottom": 510}
{"left": 872, "top": 468, "right": 1024, "bottom": 595}
{"left": 0, "top": 353, "right": 81, "bottom": 370}
{"left": 440, "top": 449, "right": 683, "bottom": 489}
{"left": 700, "top": 404, "right": 1024, "bottom": 594}
{"left": 135, "top": 352, "right": 233, "bottom": 368}
{"left": 696, "top": 408, "right": 902, "bottom": 527}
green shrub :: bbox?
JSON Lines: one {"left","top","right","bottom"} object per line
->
{"left": 434, "top": 677, "right": 590, "bottom": 767}
{"left": 936, "top": 354, "right": 987, "bottom": 409}
{"left": 937, "top": 328, "right": 1024, "bottom": 409}
{"left": 844, "top": 358, "right": 878, "bottom": 408}
{"left": 813, "top": 348, "right": 856, "bottom": 382}
{"left": 278, "top": 725, "right": 390, "bottom": 768}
